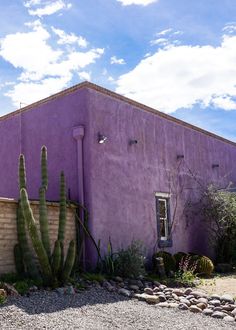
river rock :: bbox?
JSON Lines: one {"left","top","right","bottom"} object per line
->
{"left": 196, "top": 303, "right": 207, "bottom": 310}
{"left": 144, "top": 287, "right": 153, "bottom": 295}
{"left": 221, "top": 294, "right": 234, "bottom": 304}
{"left": 118, "top": 288, "right": 131, "bottom": 297}
{"left": 223, "top": 316, "right": 235, "bottom": 322}
{"left": 169, "top": 302, "right": 179, "bottom": 308}
{"left": 189, "top": 305, "right": 202, "bottom": 313}
{"left": 191, "top": 291, "right": 207, "bottom": 299}
{"left": 203, "top": 308, "right": 213, "bottom": 316}
{"left": 129, "top": 285, "right": 139, "bottom": 292}
{"left": 178, "top": 303, "right": 189, "bottom": 310}
{"left": 179, "top": 298, "right": 191, "bottom": 307}
{"left": 210, "top": 294, "right": 221, "bottom": 300}
{"left": 231, "top": 308, "right": 236, "bottom": 316}
{"left": 184, "top": 288, "right": 193, "bottom": 295}
{"left": 210, "top": 299, "right": 221, "bottom": 307}
{"left": 212, "top": 311, "right": 226, "bottom": 319}
{"left": 157, "top": 302, "right": 169, "bottom": 308}
{"left": 145, "top": 295, "right": 159, "bottom": 304}
{"left": 172, "top": 289, "right": 184, "bottom": 296}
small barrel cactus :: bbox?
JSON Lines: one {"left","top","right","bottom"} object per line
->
{"left": 196, "top": 256, "right": 214, "bottom": 275}
{"left": 153, "top": 251, "right": 176, "bottom": 274}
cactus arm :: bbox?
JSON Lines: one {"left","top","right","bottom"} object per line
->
{"left": 20, "top": 188, "right": 52, "bottom": 284}
{"left": 62, "top": 240, "right": 76, "bottom": 283}
{"left": 19, "top": 154, "right": 26, "bottom": 190}
{"left": 39, "top": 187, "right": 51, "bottom": 259}
{"left": 51, "top": 240, "right": 61, "bottom": 276}
{"left": 16, "top": 205, "right": 39, "bottom": 279}
{"left": 58, "top": 171, "right": 67, "bottom": 242}
{"left": 41, "top": 146, "right": 48, "bottom": 190}
{"left": 14, "top": 244, "right": 25, "bottom": 276}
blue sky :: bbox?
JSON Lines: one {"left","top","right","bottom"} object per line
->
{"left": 1, "top": 0, "right": 236, "bottom": 141}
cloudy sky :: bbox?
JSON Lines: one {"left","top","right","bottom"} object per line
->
{"left": 1, "top": 0, "right": 236, "bottom": 141}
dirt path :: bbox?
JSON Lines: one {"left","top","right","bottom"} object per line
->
{"left": 197, "top": 274, "right": 236, "bottom": 297}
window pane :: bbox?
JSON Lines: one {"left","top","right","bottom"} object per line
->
{"left": 160, "top": 219, "right": 166, "bottom": 238}
{"left": 159, "top": 199, "right": 167, "bottom": 218}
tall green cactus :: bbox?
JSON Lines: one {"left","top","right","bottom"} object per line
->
{"left": 39, "top": 187, "right": 51, "bottom": 259}
{"left": 58, "top": 171, "right": 67, "bottom": 242}
{"left": 16, "top": 147, "right": 76, "bottom": 286}
{"left": 16, "top": 205, "right": 39, "bottom": 278}
{"left": 41, "top": 146, "right": 48, "bottom": 190}
{"left": 20, "top": 188, "right": 53, "bottom": 284}
{"left": 62, "top": 240, "right": 76, "bottom": 283}
{"left": 19, "top": 154, "right": 26, "bottom": 190}
{"left": 51, "top": 240, "right": 61, "bottom": 276}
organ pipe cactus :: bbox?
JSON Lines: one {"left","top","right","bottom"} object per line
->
{"left": 16, "top": 205, "right": 39, "bottom": 278}
{"left": 41, "top": 146, "right": 48, "bottom": 190}
{"left": 62, "top": 240, "right": 76, "bottom": 283}
{"left": 16, "top": 146, "right": 76, "bottom": 286}
{"left": 51, "top": 240, "right": 61, "bottom": 277}
{"left": 20, "top": 188, "right": 53, "bottom": 283}
{"left": 39, "top": 187, "right": 51, "bottom": 259}
{"left": 19, "top": 154, "right": 26, "bottom": 190}
{"left": 58, "top": 171, "right": 67, "bottom": 242}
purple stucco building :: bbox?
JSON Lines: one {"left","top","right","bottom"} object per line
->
{"left": 1, "top": 82, "right": 236, "bottom": 266}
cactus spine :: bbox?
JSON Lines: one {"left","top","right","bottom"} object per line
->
{"left": 39, "top": 187, "right": 51, "bottom": 259}
{"left": 20, "top": 188, "right": 53, "bottom": 283}
{"left": 62, "top": 240, "right": 76, "bottom": 282}
{"left": 58, "top": 172, "right": 66, "bottom": 242}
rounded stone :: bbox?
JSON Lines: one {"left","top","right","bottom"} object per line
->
{"left": 169, "top": 302, "right": 179, "bottom": 308}
{"left": 221, "top": 294, "right": 234, "bottom": 304}
{"left": 210, "top": 294, "right": 221, "bottom": 300}
{"left": 197, "top": 297, "right": 208, "bottom": 305}
{"left": 178, "top": 303, "right": 189, "bottom": 310}
{"left": 129, "top": 285, "right": 139, "bottom": 291}
{"left": 223, "top": 316, "right": 235, "bottom": 322}
{"left": 210, "top": 299, "right": 221, "bottom": 307}
{"left": 212, "top": 311, "right": 226, "bottom": 319}
{"left": 184, "top": 288, "right": 193, "bottom": 296}
{"left": 196, "top": 303, "right": 207, "bottom": 310}
{"left": 189, "top": 305, "right": 202, "bottom": 313}
{"left": 203, "top": 308, "right": 213, "bottom": 316}
{"left": 157, "top": 302, "right": 169, "bottom": 308}
{"left": 144, "top": 287, "right": 153, "bottom": 295}
{"left": 172, "top": 289, "right": 184, "bottom": 296}
{"left": 159, "top": 295, "right": 167, "bottom": 302}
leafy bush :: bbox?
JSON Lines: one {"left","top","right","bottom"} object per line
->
{"left": 174, "top": 255, "right": 198, "bottom": 286}
{"left": 114, "top": 240, "right": 146, "bottom": 278}
{"left": 201, "top": 185, "right": 236, "bottom": 263}
{"left": 173, "top": 252, "right": 187, "bottom": 269}
{"left": 14, "top": 281, "right": 30, "bottom": 295}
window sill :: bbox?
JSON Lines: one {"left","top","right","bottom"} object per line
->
{"left": 158, "top": 239, "right": 172, "bottom": 248}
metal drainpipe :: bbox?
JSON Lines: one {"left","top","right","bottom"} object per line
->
{"left": 73, "top": 126, "right": 85, "bottom": 270}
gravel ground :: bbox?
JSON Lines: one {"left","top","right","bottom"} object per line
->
{"left": 0, "top": 287, "right": 235, "bottom": 330}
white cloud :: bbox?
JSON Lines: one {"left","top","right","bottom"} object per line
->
{"left": 5, "top": 75, "right": 71, "bottom": 106}
{"left": 78, "top": 71, "right": 91, "bottom": 81}
{"left": 51, "top": 27, "right": 88, "bottom": 48}
{"left": 117, "top": 0, "right": 158, "bottom": 6}
{"left": 25, "top": 0, "right": 71, "bottom": 17}
{"left": 156, "top": 28, "right": 172, "bottom": 36}
{"left": 110, "top": 56, "right": 126, "bottom": 65}
{"left": 0, "top": 20, "right": 104, "bottom": 106}
{"left": 116, "top": 34, "right": 236, "bottom": 113}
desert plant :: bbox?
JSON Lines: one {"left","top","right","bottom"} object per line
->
{"left": 174, "top": 254, "right": 198, "bottom": 286}
{"left": 196, "top": 255, "right": 214, "bottom": 276}
{"left": 173, "top": 252, "right": 187, "bottom": 269}
{"left": 153, "top": 251, "right": 176, "bottom": 274}
{"left": 17, "top": 147, "right": 76, "bottom": 286}
{"left": 14, "top": 280, "right": 29, "bottom": 295}
{"left": 114, "top": 240, "right": 146, "bottom": 278}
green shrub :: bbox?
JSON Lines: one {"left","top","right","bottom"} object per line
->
{"left": 114, "top": 240, "right": 145, "bottom": 278}
{"left": 173, "top": 252, "right": 187, "bottom": 269}
{"left": 0, "top": 273, "right": 21, "bottom": 284}
{"left": 82, "top": 273, "right": 105, "bottom": 282}
{"left": 153, "top": 251, "right": 176, "bottom": 274}
{"left": 14, "top": 281, "right": 30, "bottom": 295}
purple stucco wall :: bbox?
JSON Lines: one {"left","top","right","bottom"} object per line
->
{"left": 0, "top": 83, "right": 236, "bottom": 266}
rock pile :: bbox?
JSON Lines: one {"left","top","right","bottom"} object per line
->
{"left": 102, "top": 277, "right": 236, "bottom": 323}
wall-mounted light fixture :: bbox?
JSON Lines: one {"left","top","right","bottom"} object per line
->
{"left": 98, "top": 133, "right": 108, "bottom": 144}
{"left": 212, "top": 164, "right": 219, "bottom": 169}
{"left": 129, "top": 139, "right": 138, "bottom": 145}
{"left": 177, "top": 155, "right": 184, "bottom": 160}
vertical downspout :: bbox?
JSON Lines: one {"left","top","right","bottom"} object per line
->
{"left": 73, "top": 126, "right": 85, "bottom": 269}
